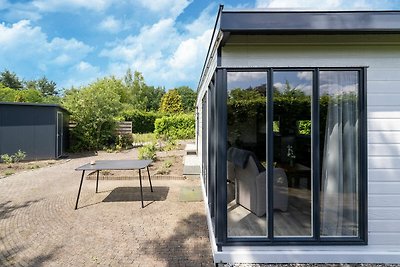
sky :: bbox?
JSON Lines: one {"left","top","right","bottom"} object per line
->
{"left": 1, "top": 0, "right": 400, "bottom": 92}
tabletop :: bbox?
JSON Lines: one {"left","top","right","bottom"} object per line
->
{"left": 75, "top": 160, "right": 153, "bottom": 171}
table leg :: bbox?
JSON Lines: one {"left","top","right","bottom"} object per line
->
{"left": 75, "top": 170, "right": 85, "bottom": 210}
{"left": 139, "top": 169, "right": 144, "bottom": 208}
{"left": 147, "top": 166, "right": 153, "bottom": 192}
{"left": 96, "top": 170, "right": 99, "bottom": 193}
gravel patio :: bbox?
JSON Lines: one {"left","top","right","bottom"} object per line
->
{"left": 0, "top": 148, "right": 213, "bottom": 266}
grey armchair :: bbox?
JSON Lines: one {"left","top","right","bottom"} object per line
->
{"left": 227, "top": 147, "right": 288, "bottom": 217}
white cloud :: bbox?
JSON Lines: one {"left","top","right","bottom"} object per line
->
{"left": 137, "top": 0, "right": 192, "bottom": 18}
{"left": 0, "top": 20, "right": 95, "bottom": 87}
{"left": 100, "top": 4, "right": 215, "bottom": 89}
{"left": 255, "top": 0, "right": 374, "bottom": 10}
{"left": 32, "top": 0, "right": 114, "bottom": 12}
{"left": 184, "top": 4, "right": 215, "bottom": 36}
{"left": 61, "top": 61, "right": 102, "bottom": 88}
{"left": 99, "top": 16, "right": 122, "bottom": 33}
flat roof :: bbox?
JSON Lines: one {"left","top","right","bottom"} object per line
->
{"left": 197, "top": 9, "right": 400, "bottom": 93}
{"left": 0, "top": 102, "right": 69, "bottom": 113}
{"left": 221, "top": 10, "right": 400, "bottom": 34}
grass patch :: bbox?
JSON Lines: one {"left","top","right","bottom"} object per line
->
{"left": 4, "top": 171, "right": 15, "bottom": 176}
{"left": 132, "top": 133, "right": 157, "bottom": 145}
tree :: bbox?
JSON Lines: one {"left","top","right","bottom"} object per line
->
{"left": 0, "top": 83, "right": 17, "bottom": 102}
{"left": 174, "top": 86, "right": 196, "bottom": 113}
{"left": 14, "top": 89, "right": 44, "bottom": 103}
{"left": 124, "top": 69, "right": 148, "bottom": 110}
{"left": 63, "top": 78, "right": 122, "bottom": 151}
{"left": 159, "top": 89, "right": 183, "bottom": 113}
{"left": 0, "top": 69, "right": 23, "bottom": 90}
{"left": 36, "top": 76, "right": 58, "bottom": 96}
{"left": 144, "top": 85, "right": 165, "bottom": 111}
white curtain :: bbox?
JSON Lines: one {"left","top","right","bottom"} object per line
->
{"left": 320, "top": 71, "right": 359, "bottom": 237}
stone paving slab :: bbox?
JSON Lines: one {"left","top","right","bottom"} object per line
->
{"left": 0, "top": 150, "right": 214, "bottom": 266}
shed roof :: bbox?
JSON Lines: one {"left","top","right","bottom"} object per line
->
{"left": 0, "top": 102, "right": 69, "bottom": 113}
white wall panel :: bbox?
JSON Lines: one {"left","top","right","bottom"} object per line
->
{"left": 368, "top": 119, "right": 400, "bottom": 131}
{"left": 369, "top": 144, "right": 400, "bottom": 156}
{"left": 369, "top": 169, "right": 400, "bottom": 182}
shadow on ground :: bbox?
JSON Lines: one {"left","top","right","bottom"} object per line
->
{"left": 0, "top": 200, "right": 62, "bottom": 266}
{"left": 143, "top": 212, "right": 213, "bottom": 266}
{"left": 0, "top": 200, "right": 41, "bottom": 220}
{"left": 102, "top": 186, "right": 169, "bottom": 202}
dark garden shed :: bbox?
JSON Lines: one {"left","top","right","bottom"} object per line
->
{"left": 0, "top": 102, "right": 69, "bottom": 160}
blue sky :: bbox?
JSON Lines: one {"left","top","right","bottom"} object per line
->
{"left": 1, "top": 0, "right": 400, "bottom": 92}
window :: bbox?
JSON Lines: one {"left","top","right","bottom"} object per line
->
{"left": 225, "top": 68, "right": 366, "bottom": 243}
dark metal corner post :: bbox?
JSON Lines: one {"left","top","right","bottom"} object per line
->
{"left": 266, "top": 69, "right": 274, "bottom": 240}
{"left": 215, "top": 67, "right": 228, "bottom": 247}
{"left": 360, "top": 67, "right": 368, "bottom": 244}
{"left": 312, "top": 68, "right": 321, "bottom": 241}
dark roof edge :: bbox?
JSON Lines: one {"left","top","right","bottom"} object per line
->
{"left": 222, "top": 10, "right": 400, "bottom": 14}
{"left": 220, "top": 10, "right": 400, "bottom": 33}
{"left": 0, "top": 102, "right": 69, "bottom": 113}
{"left": 196, "top": 4, "right": 224, "bottom": 92}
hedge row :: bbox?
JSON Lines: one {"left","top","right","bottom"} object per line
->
{"left": 121, "top": 109, "right": 162, "bottom": 133}
{"left": 154, "top": 114, "right": 195, "bottom": 140}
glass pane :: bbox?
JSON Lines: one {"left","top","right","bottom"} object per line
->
{"left": 319, "top": 71, "right": 359, "bottom": 237}
{"left": 273, "top": 71, "right": 313, "bottom": 237}
{"left": 227, "top": 71, "right": 267, "bottom": 237}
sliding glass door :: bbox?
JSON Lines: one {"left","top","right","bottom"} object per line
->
{"left": 224, "top": 68, "right": 365, "bottom": 243}
{"left": 273, "top": 71, "right": 313, "bottom": 237}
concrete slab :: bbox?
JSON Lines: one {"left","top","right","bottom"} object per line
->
{"left": 183, "top": 155, "right": 201, "bottom": 175}
{"left": 185, "top": 143, "right": 197, "bottom": 155}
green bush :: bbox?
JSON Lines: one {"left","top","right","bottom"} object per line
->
{"left": 12, "top": 150, "right": 26, "bottom": 163}
{"left": 121, "top": 108, "right": 161, "bottom": 133}
{"left": 115, "top": 134, "right": 133, "bottom": 151}
{"left": 138, "top": 142, "right": 157, "bottom": 160}
{"left": 159, "top": 89, "right": 183, "bottom": 113}
{"left": 154, "top": 114, "right": 195, "bottom": 140}
{"left": 63, "top": 78, "right": 122, "bottom": 151}
{"left": 1, "top": 150, "right": 26, "bottom": 164}
{"left": 1, "top": 154, "right": 13, "bottom": 164}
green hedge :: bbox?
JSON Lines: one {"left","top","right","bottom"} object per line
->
{"left": 154, "top": 114, "right": 195, "bottom": 140}
{"left": 121, "top": 109, "right": 162, "bottom": 133}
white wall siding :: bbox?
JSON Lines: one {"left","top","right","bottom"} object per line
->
{"left": 220, "top": 34, "right": 400, "bottom": 250}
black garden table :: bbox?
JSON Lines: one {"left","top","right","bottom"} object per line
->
{"left": 75, "top": 160, "right": 153, "bottom": 209}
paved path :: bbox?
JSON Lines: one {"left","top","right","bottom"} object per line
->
{"left": 0, "top": 150, "right": 213, "bottom": 266}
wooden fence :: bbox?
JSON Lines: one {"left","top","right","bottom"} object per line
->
{"left": 68, "top": 121, "right": 132, "bottom": 135}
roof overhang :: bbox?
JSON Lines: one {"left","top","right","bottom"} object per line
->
{"left": 220, "top": 10, "right": 400, "bottom": 35}
{"left": 197, "top": 9, "right": 400, "bottom": 92}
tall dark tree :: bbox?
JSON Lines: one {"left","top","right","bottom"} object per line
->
{"left": 0, "top": 69, "right": 23, "bottom": 90}
{"left": 36, "top": 76, "right": 58, "bottom": 97}
{"left": 145, "top": 85, "right": 165, "bottom": 111}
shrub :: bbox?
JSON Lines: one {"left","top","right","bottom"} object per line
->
{"left": 163, "top": 138, "right": 177, "bottom": 151}
{"left": 63, "top": 78, "right": 122, "bottom": 151}
{"left": 154, "top": 114, "right": 195, "bottom": 140}
{"left": 115, "top": 134, "right": 133, "bottom": 150}
{"left": 121, "top": 108, "right": 161, "bottom": 133}
{"left": 1, "top": 154, "right": 13, "bottom": 164}
{"left": 12, "top": 150, "right": 26, "bottom": 163}
{"left": 159, "top": 89, "right": 183, "bottom": 113}
{"left": 0, "top": 150, "right": 26, "bottom": 164}
{"left": 138, "top": 142, "right": 157, "bottom": 160}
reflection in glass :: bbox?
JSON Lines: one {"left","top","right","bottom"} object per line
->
{"left": 320, "top": 71, "right": 359, "bottom": 237}
{"left": 272, "top": 71, "right": 313, "bottom": 237}
{"left": 227, "top": 71, "right": 267, "bottom": 237}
